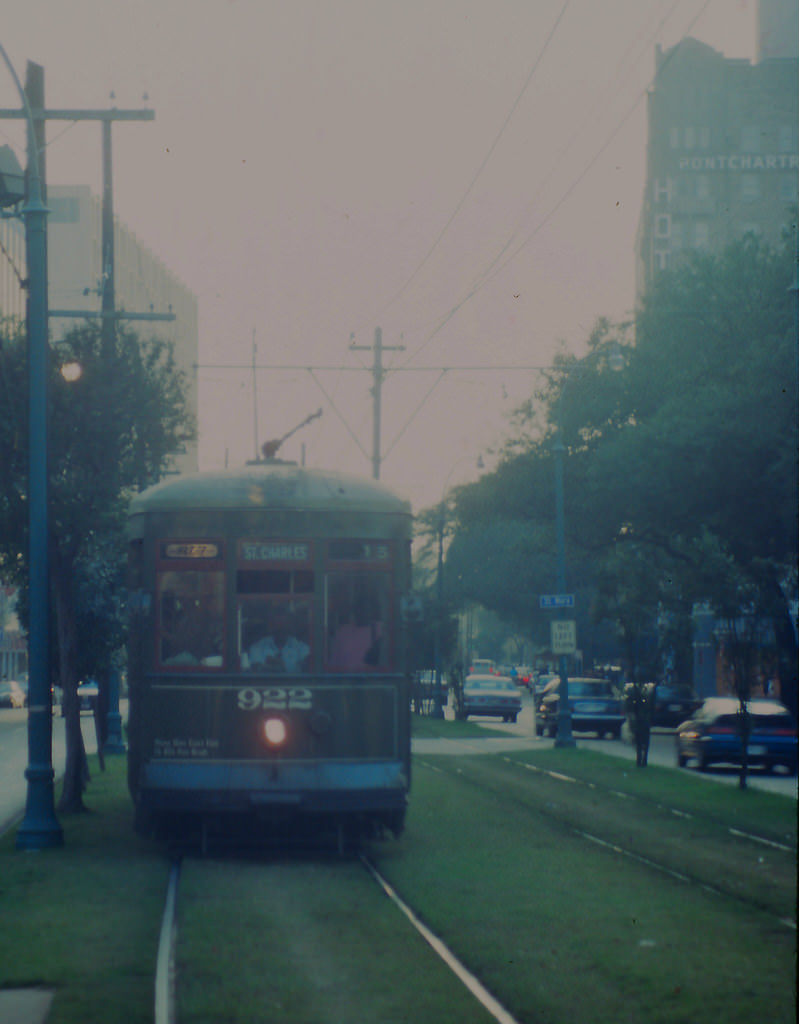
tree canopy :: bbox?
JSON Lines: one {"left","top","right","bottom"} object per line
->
{"left": 431, "top": 233, "right": 797, "bottom": 710}
{"left": 0, "top": 318, "right": 195, "bottom": 810}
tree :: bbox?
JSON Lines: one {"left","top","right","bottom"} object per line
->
{"left": 0, "top": 319, "right": 195, "bottom": 811}
{"left": 446, "top": 234, "right": 797, "bottom": 713}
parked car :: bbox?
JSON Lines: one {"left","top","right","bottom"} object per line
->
{"left": 537, "top": 676, "right": 624, "bottom": 739}
{"left": 0, "top": 679, "right": 26, "bottom": 709}
{"left": 462, "top": 674, "right": 522, "bottom": 723}
{"left": 675, "top": 697, "right": 798, "bottom": 774}
{"left": 77, "top": 679, "right": 99, "bottom": 713}
{"left": 649, "top": 684, "right": 701, "bottom": 728}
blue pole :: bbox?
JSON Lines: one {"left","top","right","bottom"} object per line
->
{"left": 432, "top": 508, "right": 445, "bottom": 718}
{"left": 553, "top": 431, "right": 574, "bottom": 748}
{"left": 1, "top": 53, "right": 63, "bottom": 850}
{"left": 103, "top": 667, "right": 126, "bottom": 754}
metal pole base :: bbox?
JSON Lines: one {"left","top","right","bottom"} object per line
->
{"left": 15, "top": 764, "right": 63, "bottom": 850}
{"left": 103, "top": 712, "right": 126, "bottom": 755}
{"left": 554, "top": 712, "right": 576, "bottom": 748}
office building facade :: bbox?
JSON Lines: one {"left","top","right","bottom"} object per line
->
{"left": 636, "top": 30, "right": 798, "bottom": 294}
{"left": 0, "top": 184, "right": 198, "bottom": 475}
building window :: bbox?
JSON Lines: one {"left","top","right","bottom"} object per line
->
{"left": 740, "top": 126, "right": 761, "bottom": 153}
{"left": 654, "top": 214, "right": 671, "bottom": 238}
{"left": 778, "top": 125, "right": 796, "bottom": 153}
{"left": 684, "top": 126, "right": 696, "bottom": 150}
{"left": 699, "top": 126, "right": 710, "bottom": 149}
{"left": 654, "top": 177, "right": 672, "bottom": 204}
{"left": 49, "top": 197, "right": 80, "bottom": 223}
{"left": 696, "top": 175, "right": 710, "bottom": 200}
{"left": 654, "top": 250, "right": 670, "bottom": 272}
{"left": 694, "top": 222, "right": 709, "bottom": 249}
{"left": 741, "top": 174, "right": 760, "bottom": 202}
{"left": 669, "top": 126, "right": 680, "bottom": 149}
{"left": 779, "top": 176, "right": 798, "bottom": 202}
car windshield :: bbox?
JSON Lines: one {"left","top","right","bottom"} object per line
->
{"left": 570, "top": 681, "right": 611, "bottom": 697}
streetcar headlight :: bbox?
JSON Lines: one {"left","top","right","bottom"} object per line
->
{"left": 263, "top": 716, "right": 288, "bottom": 747}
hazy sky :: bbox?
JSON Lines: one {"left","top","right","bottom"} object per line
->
{"left": 2, "top": 1, "right": 758, "bottom": 508}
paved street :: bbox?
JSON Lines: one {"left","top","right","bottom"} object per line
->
{"left": 430, "top": 695, "right": 798, "bottom": 799}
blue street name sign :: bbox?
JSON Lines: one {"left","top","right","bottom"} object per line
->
{"left": 539, "top": 594, "right": 575, "bottom": 609}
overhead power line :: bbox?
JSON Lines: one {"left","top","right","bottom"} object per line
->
{"left": 354, "top": 0, "right": 573, "bottom": 334}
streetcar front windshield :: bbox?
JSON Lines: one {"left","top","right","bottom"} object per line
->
{"left": 237, "top": 541, "right": 314, "bottom": 673}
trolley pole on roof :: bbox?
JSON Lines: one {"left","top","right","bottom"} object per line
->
{"left": 350, "top": 327, "right": 404, "bottom": 480}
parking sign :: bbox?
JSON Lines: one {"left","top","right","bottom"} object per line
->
{"left": 551, "top": 620, "right": 577, "bottom": 654}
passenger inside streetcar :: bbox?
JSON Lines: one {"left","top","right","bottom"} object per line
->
{"left": 246, "top": 607, "right": 310, "bottom": 673}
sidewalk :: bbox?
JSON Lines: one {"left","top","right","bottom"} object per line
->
{"left": 0, "top": 988, "right": 53, "bottom": 1024}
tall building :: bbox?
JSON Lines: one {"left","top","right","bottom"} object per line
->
{"left": 0, "top": 184, "right": 198, "bottom": 475}
{"left": 636, "top": 21, "right": 799, "bottom": 295}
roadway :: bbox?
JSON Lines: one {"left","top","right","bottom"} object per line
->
{"left": 441, "top": 694, "right": 798, "bottom": 799}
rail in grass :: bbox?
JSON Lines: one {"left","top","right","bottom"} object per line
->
{"left": 126, "top": 460, "right": 414, "bottom": 845}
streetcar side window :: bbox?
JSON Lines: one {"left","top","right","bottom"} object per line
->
{"left": 326, "top": 573, "right": 390, "bottom": 671}
{"left": 158, "top": 570, "right": 225, "bottom": 668}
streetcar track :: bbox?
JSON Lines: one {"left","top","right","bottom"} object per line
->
{"left": 155, "top": 860, "right": 180, "bottom": 1024}
{"left": 416, "top": 755, "right": 797, "bottom": 931}
{"left": 156, "top": 848, "right": 526, "bottom": 1024}
{"left": 499, "top": 754, "right": 797, "bottom": 853}
{"left": 360, "top": 853, "right": 524, "bottom": 1024}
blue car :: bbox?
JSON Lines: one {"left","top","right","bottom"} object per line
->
{"left": 675, "top": 697, "right": 798, "bottom": 774}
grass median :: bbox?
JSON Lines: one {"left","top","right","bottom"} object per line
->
{"left": 0, "top": 756, "right": 168, "bottom": 1024}
{"left": 1, "top": 723, "right": 795, "bottom": 1024}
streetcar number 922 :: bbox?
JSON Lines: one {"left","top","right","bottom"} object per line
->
{"left": 237, "top": 687, "right": 312, "bottom": 711}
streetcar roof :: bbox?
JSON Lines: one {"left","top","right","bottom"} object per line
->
{"left": 129, "top": 461, "right": 412, "bottom": 517}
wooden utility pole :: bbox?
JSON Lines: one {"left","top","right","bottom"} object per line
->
{"left": 349, "top": 327, "right": 404, "bottom": 480}
{"left": 0, "top": 96, "right": 174, "bottom": 332}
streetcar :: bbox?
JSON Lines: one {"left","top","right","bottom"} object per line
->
{"left": 126, "top": 459, "right": 413, "bottom": 846}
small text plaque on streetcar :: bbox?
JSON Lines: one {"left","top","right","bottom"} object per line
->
{"left": 540, "top": 593, "right": 575, "bottom": 609}
{"left": 551, "top": 620, "right": 577, "bottom": 654}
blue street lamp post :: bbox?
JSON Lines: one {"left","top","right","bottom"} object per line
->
{"left": 433, "top": 456, "right": 483, "bottom": 719}
{"left": 0, "top": 48, "right": 63, "bottom": 849}
{"left": 432, "top": 504, "right": 446, "bottom": 719}
{"left": 552, "top": 428, "right": 575, "bottom": 748}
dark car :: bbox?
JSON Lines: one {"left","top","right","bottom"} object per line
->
{"left": 462, "top": 674, "right": 523, "bottom": 723}
{"left": 537, "top": 676, "right": 624, "bottom": 739}
{"left": 675, "top": 697, "right": 798, "bottom": 774}
{"left": 650, "top": 685, "right": 700, "bottom": 728}
{"left": 0, "top": 679, "right": 26, "bottom": 709}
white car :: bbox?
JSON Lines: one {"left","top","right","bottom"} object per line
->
{"left": 462, "top": 674, "right": 522, "bottom": 723}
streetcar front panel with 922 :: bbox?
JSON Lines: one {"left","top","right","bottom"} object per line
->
{"left": 126, "top": 461, "right": 413, "bottom": 843}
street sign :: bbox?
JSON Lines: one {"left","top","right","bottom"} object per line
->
{"left": 551, "top": 620, "right": 577, "bottom": 654}
{"left": 540, "top": 593, "right": 575, "bottom": 609}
